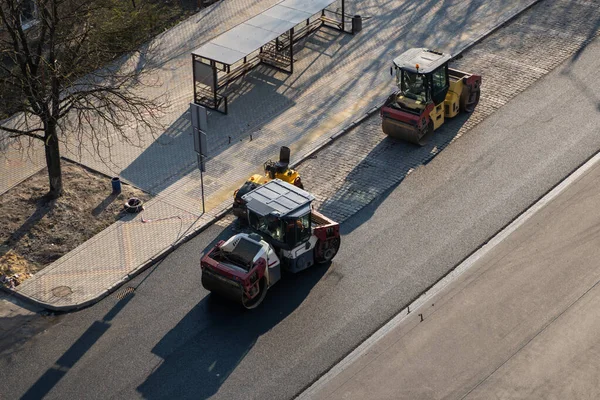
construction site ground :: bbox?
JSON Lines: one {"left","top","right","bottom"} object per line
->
{"left": 1, "top": 0, "right": 598, "bottom": 310}
{"left": 301, "top": 128, "right": 600, "bottom": 400}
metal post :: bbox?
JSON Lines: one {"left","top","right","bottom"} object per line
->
{"left": 289, "top": 27, "right": 294, "bottom": 74}
{"left": 190, "top": 103, "right": 207, "bottom": 211}
{"left": 192, "top": 55, "right": 197, "bottom": 104}
{"left": 211, "top": 60, "right": 218, "bottom": 111}
{"left": 341, "top": 0, "right": 345, "bottom": 32}
{"left": 200, "top": 164, "right": 205, "bottom": 214}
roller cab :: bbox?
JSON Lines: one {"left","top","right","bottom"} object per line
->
{"left": 381, "top": 48, "right": 481, "bottom": 146}
{"left": 203, "top": 180, "right": 340, "bottom": 309}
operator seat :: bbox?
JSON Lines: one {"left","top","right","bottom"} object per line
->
{"left": 275, "top": 146, "right": 290, "bottom": 173}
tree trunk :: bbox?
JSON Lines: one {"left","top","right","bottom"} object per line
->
{"left": 44, "top": 121, "right": 62, "bottom": 198}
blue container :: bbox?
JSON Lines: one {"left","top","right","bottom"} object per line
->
{"left": 111, "top": 177, "right": 122, "bottom": 194}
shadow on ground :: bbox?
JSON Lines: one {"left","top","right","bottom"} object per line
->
{"left": 318, "top": 111, "right": 473, "bottom": 235}
{"left": 1, "top": 196, "right": 54, "bottom": 257}
{"left": 91, "top": 193, "right": 118, "bottom": 217}
{"left": 19, "top": 293, "right": 134, "bottom": 400}
{"left": 119, "top": 66, "right": 298, "bottom": 195}
{"left": 0, "top": 312, "right": 60, "bottom": 357}
{"left": 136, "top": 230, "right": 330, "bottom": 399}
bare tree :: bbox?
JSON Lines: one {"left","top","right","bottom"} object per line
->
{"left": 0, "top": 0, "right": 166, "bottom": 198}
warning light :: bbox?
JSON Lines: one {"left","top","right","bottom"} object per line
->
{"left": 415, "top": 63, "right": 420, "bottom": 71}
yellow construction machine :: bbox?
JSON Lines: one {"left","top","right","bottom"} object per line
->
{"left": 233, "top": 146, "right": 303, "bottom": 218}
{"left": 380, "top": 48, "right": 481, "bottom": 145}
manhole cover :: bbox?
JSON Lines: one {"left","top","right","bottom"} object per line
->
{"left": 52, "top": 286, "right": 72, "bottom": 298}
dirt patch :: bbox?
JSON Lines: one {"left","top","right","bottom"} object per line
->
{"left": 0, "top": 251, "right": 33, "bottom": 288}
{"left": 0, "top": 160, "right": 151, "bottom": 288}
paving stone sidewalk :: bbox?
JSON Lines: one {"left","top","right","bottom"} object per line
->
{"left": 3, "top": 0, "right": 544, "bottom": 309}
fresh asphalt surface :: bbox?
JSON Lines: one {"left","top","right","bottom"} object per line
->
{"left": 3, "top": 35, "right": 600, "bottom": 400}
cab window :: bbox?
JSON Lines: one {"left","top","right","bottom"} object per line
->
{"left": 297, "top": 214, "right": 311, "bottom": 243}
{"left": 249, "top": 213, "right": 284, "bottom": 242}
{"left": 432, "top": 67, "right": 448, "bottom": 94}
{"left": 284, "top": 214, "right": 311, "bottom": 247}
{"left": 400, "top": 70, "right": 428, "bottom": 102}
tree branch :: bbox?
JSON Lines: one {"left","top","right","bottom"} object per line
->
{"left": 8, "top": 131, "right": 45, "bottom": 141}
{"left": 0, "top": 124, "right": 45, "bottom": 137}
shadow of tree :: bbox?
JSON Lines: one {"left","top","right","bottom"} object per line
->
{"left": 1, "top": 195, "right": 55, "bottom": 257}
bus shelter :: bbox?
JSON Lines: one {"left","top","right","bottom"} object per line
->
{"left": 191, "top": 0, "right": 350, "bottom": 114}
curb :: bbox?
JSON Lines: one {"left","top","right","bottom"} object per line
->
{"left": 5, "top": 0, "right": 543, "bottom": 312}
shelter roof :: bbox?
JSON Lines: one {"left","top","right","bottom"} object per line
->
{"left": 192, "top": 0, "right": 337, "bottom": 66}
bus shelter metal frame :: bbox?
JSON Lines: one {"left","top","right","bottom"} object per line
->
{"left": 192, "top": 0, "right": 349, "bottom": 114}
